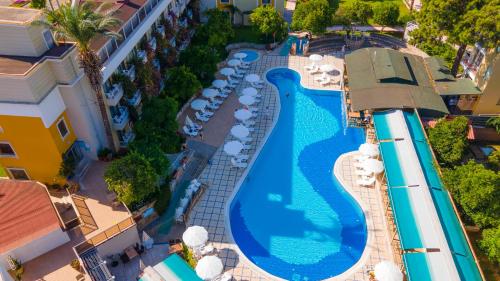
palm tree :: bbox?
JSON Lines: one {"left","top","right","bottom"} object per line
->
{"left": 35, "top": 2, "right": 121, "bottom": 151}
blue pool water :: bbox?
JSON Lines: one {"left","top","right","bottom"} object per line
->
{"left": 229, "top": 68, "right": 367, "bottom": 280}
{"left": 240, "top": 50, "right": 259, "bottom": 62}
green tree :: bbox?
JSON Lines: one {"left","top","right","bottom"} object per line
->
{"left": 129, "top": 140, "right": 170, "bottom": 176}
{"left": 162, "top": 66, "right": 201, "bottom": 104}
{"left": 250, "top": 5, "right": 288, "bottom": 43}
{"left": 442, "top": 161, "right": 500, "bottom": 228}
{"left": 105, "top": 151, "right": 159, "bottom": 206}
{"left": 486, "top": 116, "right": 500, "bottom": 133}
{"left": 35, "top": 2, "right": 121, "bottom": 151}
{"left": 291, "top": 0, "right": 335, "bottom": 34}
{"left": 411, "top": 0, "right": 500, "bottom": 76}
{"left": 30, "top": 0, "right": 46, "bottom": 9}
{"left": 192, "top": 8, "right": 234, "bottom": 56}
{"left": 372, "top": 2, "right": 399, "bottom": 28}
{"left": 479, "top": 226, "right": 500, "bottom": 263}
{"left": 179, "top": 45, "right": 219, "bottom": 86}
{"left": 428, "top": 116, "right": 469, "bottom": 166}
{"left": 487, "top": 150, "right": 500, "bottom": 172}
{"left": 340, "top": 0, "right": 372, "bottom": 25}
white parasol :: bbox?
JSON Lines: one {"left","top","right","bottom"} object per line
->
{"left": 220, "top": 68, "right": 235, "bottom": 77}
{"left": 359, "top": 143, "right": 379, "bottom": 157}
{"left": 363, "top": 158, "right": 384, "bottom": 174}
{"left": 231, "top": 125, "right": 250, "bottom": 139}
{"left": 309, "top": 54, "right": 323, "bottom": 63}
{"left": 227, "top": 59, "right": 241, "bottom": 67}
{"left": 191, "top": 99, "right": 208, "bottom": 110}
{"left": 212, "top": 80, "right": 228, "bottom": 89}
{"left": 234, "top": 109, "right": 252, "bottom": 121}
{"left": 202, "top": 88, "right": 218, "bottom": 99}
{"left": 374, "top": 261, "right": 403, "bottom": 281}
{"left": 182, "top": 226, "right": 208, "bottom": 248}
{"left": 195, "top": 256, "right": 223, "bottom": 281}
{"left": 239, "top": 95, "right": 256, "bottom": 106}
{"left": 234, "top": 52, "right": 247, "bottom": 60}
{"left": 241, "top": 87, "right": 258, "bottom": 97}
{"left": 245, "top": 74, "right": 260, "bottom": 83}
{"left": 224, "top": 141, "right": 244, "bottom": 156}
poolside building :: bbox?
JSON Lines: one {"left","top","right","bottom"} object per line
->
{"left": 201, "top": 0, "right": 285, "bottom": 24}
{"left": 0, "top": 0, "right": 194, "bottom": 182}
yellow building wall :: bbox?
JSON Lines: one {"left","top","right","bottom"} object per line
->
{"left": 0, "top": 111, "right": 76, "bottom": 184}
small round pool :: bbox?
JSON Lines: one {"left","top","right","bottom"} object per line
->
{"left": 239, "top": 49, "right": 260, "bottom": 62}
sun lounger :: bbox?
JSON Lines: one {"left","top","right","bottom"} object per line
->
{"left": 305, "top": 63, "right": 315, "bottom": 71}
{"left": 243, "top": 120, "right": 256, "bottom": 126}
{"left": 211, "top": 99, "right": 223, "bottom": 105}
{"left": 235, "top": 154, "right": 250, "bottom": 161}
{"left": 196, "top": 112, "right": 210, "bottom": 122}
{"left": 201, "top": 110, "right": 214, "bottom": 117}
{"left": 207, "top": 102, "right": 219, "bottom": 110}
{"left": 233, "top": 72, "right": 244, "bottom": 78}
{"left": 242, "top": 144, "right": 251, "bottom": 150}
{"left": 200, "top": 244, "right": 215, "bottom": 256}
{"left": 320, "top": 76, "right": 331, "bottom": 86}
{"left": 231, "top": 158, "right": 248, "bottom": 168}
{"left": 218, "top": 272, "right": 233, "bottom": 281}
{"left": 251, "top": 82, "right": 264, "bottom": 89}
{"left": 307, "top": 66, "right": 319, "bottom": 74}
{"left": 183, "top": 126, "right": 198, "bottom": 137}
{"left": 354, "top": 155, "right": 370, "bottom": 162}
{"left": 356, "top": 177, "right": 376, "bottom": 187}
{"left": 239, "top": 63, "right": 250, "bottom": 69}
{"left": 355, "top": 169, "right": 372, "bottom": 176}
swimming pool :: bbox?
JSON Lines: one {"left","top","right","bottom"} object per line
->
{"left": 229, "top": 68, "right": 367, "bottom": 280}
{"left": 240, "top": 50, "right": 260, "bottom": 62}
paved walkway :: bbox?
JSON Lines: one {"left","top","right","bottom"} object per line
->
{"left": 327, "top": 25, "right": 405, "bottom": 33}
{"left": 186, "top": 53, "right": 394, "bottom": 280}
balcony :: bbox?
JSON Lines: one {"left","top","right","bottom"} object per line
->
{"left": 112, "top": 106, "right": 129, "bottom": 131}
{"left": 105, "top": 83, "right": 124, "bottom": 107}
{"left": 152, "top": 59, "right": 160, "bottom": 71}
{"left": 120, "top": 131, "right": 136, "bottom": 147}
{"left": 126, "top": 90, "right": 142, "bottom": 107}
{"left": 157, "top": 25, "right": 166, "bottom": 38}
{"left": 179, "top": 18, "right": 188, "bottom": 28}
{"left": 149, "top": 37, "right": 157, "bottom": 51}
{"left": 137, "top": 50, "right": 148, "bottom": 63}
{"left": 122, "top": 65, "right": 136, "bottom": 81}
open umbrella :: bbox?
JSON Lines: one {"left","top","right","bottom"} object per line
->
{"left": 234, "top": 52, "right": 247, "bottom": 60}
{"left": 231, "top": 125, "right": 250, "bottom": 139}
{"left": 202, "top": 88, "right": 218, "bottom": 99}
{"left": 363, "top": 158, "right": 384, "bottom": 174}
{"left": 239, "top": 95, "right": 256, "bottom": 106}
{"left": 234, "top": 109, "right": 252, "bottom": 121}
{"left": 242, "top": 87, "right": 258, "bottom": 97}
{"left": 374, "top": 261, "right": 403, "bottom": 281}
{"left": 212, "top": 80, "right": 228, "bottom": 89}
{"left": 309, "top": 54, "right": 323, "bottom": 64}
{"left": 195, "top": 256, "right": 223, "bottom": 280}
{"left": 359, "top": 143, "right": 379, "bottom": 157}
{"left": 220, "top": 68, "right": 235, "bottom": 77}
{"left": 191, "top": 99, "right": 208, "bottom": 110}
{"left": 245, "top": 74, "right": 260, "bottom": 83}
{"left": 227, "top": 59, "right": 241, "bottom": 67}
{"left": 224, "top": 141, "right": 244, "bottom": 156}
{"left": 182, "top": 226, "right": 209, "bottom": 248}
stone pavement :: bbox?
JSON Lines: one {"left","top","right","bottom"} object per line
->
{"left": 184, "top": 52, "right": 394, "bottom": 280}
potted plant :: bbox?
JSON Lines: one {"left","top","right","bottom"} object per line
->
{"left": 71, "top": 259, "right": 81, "bottom": 272}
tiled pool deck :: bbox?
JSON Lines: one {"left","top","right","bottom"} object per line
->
{"left": 187, "top": 52, "right": 394, "bottom": 281}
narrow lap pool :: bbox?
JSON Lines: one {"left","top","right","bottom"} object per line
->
{"left": 229, "top": 68, "right": 367, "bottom": 280}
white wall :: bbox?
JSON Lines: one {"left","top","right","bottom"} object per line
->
{"left": 96, "top": 225, "right": 140, "bottom": 257}
{"left": 0, "top": 228, "right": 70, "bottom": 269}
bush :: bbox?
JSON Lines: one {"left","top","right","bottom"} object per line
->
{"left": 372, "top": 2, "right": 400, "bottom": 27}
{"left": 479, "top": 226, "right": 500, "bottom": 264}
{"left": 154, "top": 183, "right": 172, "bottom": 215}
{"left": 162, "top": 66, "right": 202, "bottom": 105}
{"left": 291, "top": 0, "right": 335, "bottom": 34}
{"left": 250, "top": 5, "right": 288, "bottom": 43}
{"left": 191, "top": 8, "right": 234, "bottom": 57}
{"left": 30, "top": 0, "right": 45, "bottom": 9}
{"left": 486, "top": 116, "right": 500, "bottom": 133}
{"left": 182, "top": 243, "right": 197, "bottom": 268}
{"left": 179, "top": 45, "right": 220, "bottom": 86}
{"left": 340, "top": 0, "right": 372, "bottom": 25}
{"left": 427, "top": 116, "right": 469, "bottom": 166}
{"left": 129, "top": 140, "right": 170, "bottom": 176}
{"left": 70, "top": 259, "right": 81, "bottom": 271}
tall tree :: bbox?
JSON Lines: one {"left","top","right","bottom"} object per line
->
{"left": 412, "top": 0, "right": 500, "bottom": 76}
{"left": 291, "top": 0, "right": 336, "bottom": 34}
{"left": 339, "top": 0, "right": 372, "bottom": 25}
{"left": 372, "top": 2, "right": 399, "bottom": 28}
{"left": 36, "top": 3, "right": 121, "bottom": 151}
{"left": 427, "top": 116, "right": 469, "bottom": 166}
{"left": 162, "top": 66, "right": 202, "bottom": 105}
{"left": 250, "top": 5, "right": 288, "bottom": 43}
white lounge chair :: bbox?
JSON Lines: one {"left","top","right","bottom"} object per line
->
{"left": 242, "top": 144, "right": 252, "bottom": 150}
{"left": 305, "top": 63, "right": 315, "bottom": 71}
{"left": 354, "top": 155, "right": 370, "bottom": 162}
{"left": 211, "top": 98, "right": 223, "bottom": 105}
{"left": 307, "top": 65, "right": 319, "bottom": 74}
{"left": 233, "top": 72, "right": 244, "bottom": 78}
{"left": 231, "top": 158, "right": 248, "bottom": 168}
{"left": 356, "top": 177, "right": 376, "bottom": 187}
{"left": 183, "top": 126, "right": 198, "bottom": 137}
{"left": 248, "top": 107, "right": 259, "bottom": 113}
{"left": 207, "top": 102, "right": 219, "bottom": 110}
{"left": 228, "top": 77, "right": 240, "bottom": 85}
{"left": 191, "top": 179, "right": 202, "bottom": 187}
{"left": 355, "top": 169, "right": 372, "bottom": 177}
{"left": 196, "top": 112, "right": 210, "bottom": 122}
{"left": 251, "top": 82, "right": 264, "bottom": 89}
{"left": 201, "top": 110, "right": 214, "bottom": 117}
{"left": 235, "top": 154, "right": 250, "bottom": 161}
{"left": 218, "top": 272, "right": 233, "bottom": 281}
{"left": 240, "top": 137, "right": 253, "bottom": 143}
{"left": 200, "top": 244, "right": 215, "bottom": 256}
{"left": 239, "top": 63, "right": 250, "bottom": 69}
{"left": 320, "top": 76, "right": 331, "bottom": 86}
{"left": 243, "top": 120, "right": 256, "bottom": 126}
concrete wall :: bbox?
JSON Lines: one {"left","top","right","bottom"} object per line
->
{"left": 96, "top": 225, "right": 140, "bottom": 257}
{"left": 0, "top": 24, "right": 48, "bottom": 57}
{"left": 0, "top": 228, "right": 70, "bottom": 269}
{"left": 473, "top": 55, "right": 500, "bottom": 115}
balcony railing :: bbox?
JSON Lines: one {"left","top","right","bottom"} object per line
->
{"left": 126, "top": 90, "right": 142, "bottom": 107}
{"left": 122, "top": 64, "right": 136, "bottom": 81}
{"left": 137, "top": 50, "right": 148, "bottom": 63}
{"left": 149, "top": 37, "right": 157, "bottom": 51}
{"left": 157, "top": 25, "right": 166, "bottom": 37}
{"left": 120, "top": 131, "right": 136, "bottom": 147}
{"left": 105, "top": 84, "right": 124, "bottom": 106}
{"left": 112, "top": 106, "right": 129, "bottom": 131}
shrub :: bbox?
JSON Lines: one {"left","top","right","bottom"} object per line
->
{"left": 179, "top": 45, "right": 219, "bottom": 86}
{"left": 479, "top": 226, "right": 500, "bottom": 264}
{"left": 250, "top": 5, "right": 288, "bottom": 43}
{"left": 70, "top": 259, "right": 81, "bottom": 271}
{"left": 291, "top": 0, "right": 334, "bottom": 34}
{"left": 30, "top": 0, "right": 45, "bottom": 9}
{"left": 340, "top": 0, "right": 372, "bottom": 25}
{"left": 372, "top": 2, "right": 400, "bottom": 27}
{"left": 153, "top": 183, "right": 172, "bottom": 215}
{"left": 486, "top": 116, "right": 500, "bottom": 133}
{"left": 162, "top": 66, "right": 202, "bottom": 105}
{"left": 427, "top": 116, "right": 469, "bottom": 166}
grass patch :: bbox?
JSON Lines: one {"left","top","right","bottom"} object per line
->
{"left": 153, "top": 183, "right": 172, "bottom": 215}
{"left": 338, "top": 0, "right": 411, "bottom": 26}
{"left": 230, "top": 26, "right": 269, "bottom": 44}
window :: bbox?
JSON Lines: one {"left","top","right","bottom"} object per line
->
{"left": 57, "top": 118, "right": 69, "bottom": 139}
{"left": 42, "top": 30, "right": 55, "bottom": 49}
{"left": 220, "top": 0, "right": 229, "bottom": 3}
{"left": 0, "top": 142, "right": 16, "bottom": 157}
{"left": 262, "top": 0, "right": 271, "bottom": 4}
{"left": 7, "top": 168, "right": 29, "bottom": 180}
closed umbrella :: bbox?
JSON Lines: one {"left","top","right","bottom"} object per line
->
{"left": 234, "top": 52, "right": 247, "bottom": 60}
{"left": 182, "top": 226, "right": 209, "bottom": 248}
{"left": 231, "top": 125, "right": 250, "bottom": 139}
{"left": 245, "top": 74, "right": 260, "bottom": 83}
{"left": 191, "top": 99, "right": 208, "bottom": 110}
{"left": 212, "top": 80, "right": 228, "bottom": 89}
{"left": 224, "top": 141, "right": 244, "bottom": 156}
{"left": 202, "top": 88, "right": 218, "bottom": 99}
{"left": 239, "top": 95, "right": 256, "bottom": 106}
{"left": 374, "top": 261, "right": 403, "bottom": 281}
{"left": 359, "top": 143, "right": 379, "bottom": 157}
{"left": 195, "top": 256, "right": 223, "bottom": 280}
{"left": 234, "top": 109, "right": 252, "bottom": 121}
{"left": 220, "top": 68, "right": 235, "bottom": 77}
{"left": 242, "top": 87, "right": 258, "bottom": 97}
{"left": 363, "top": 158, "right": 384, "bottom": 174}
{"left": 227, "top": 59, "right": 241, "bottom": 67}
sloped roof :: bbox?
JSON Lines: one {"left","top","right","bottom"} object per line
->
{"left": 345, "top": 48, "right": 449, "bottom": 113}
{"left": 0, "top": 180, "right": 62, "bottom": 253}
